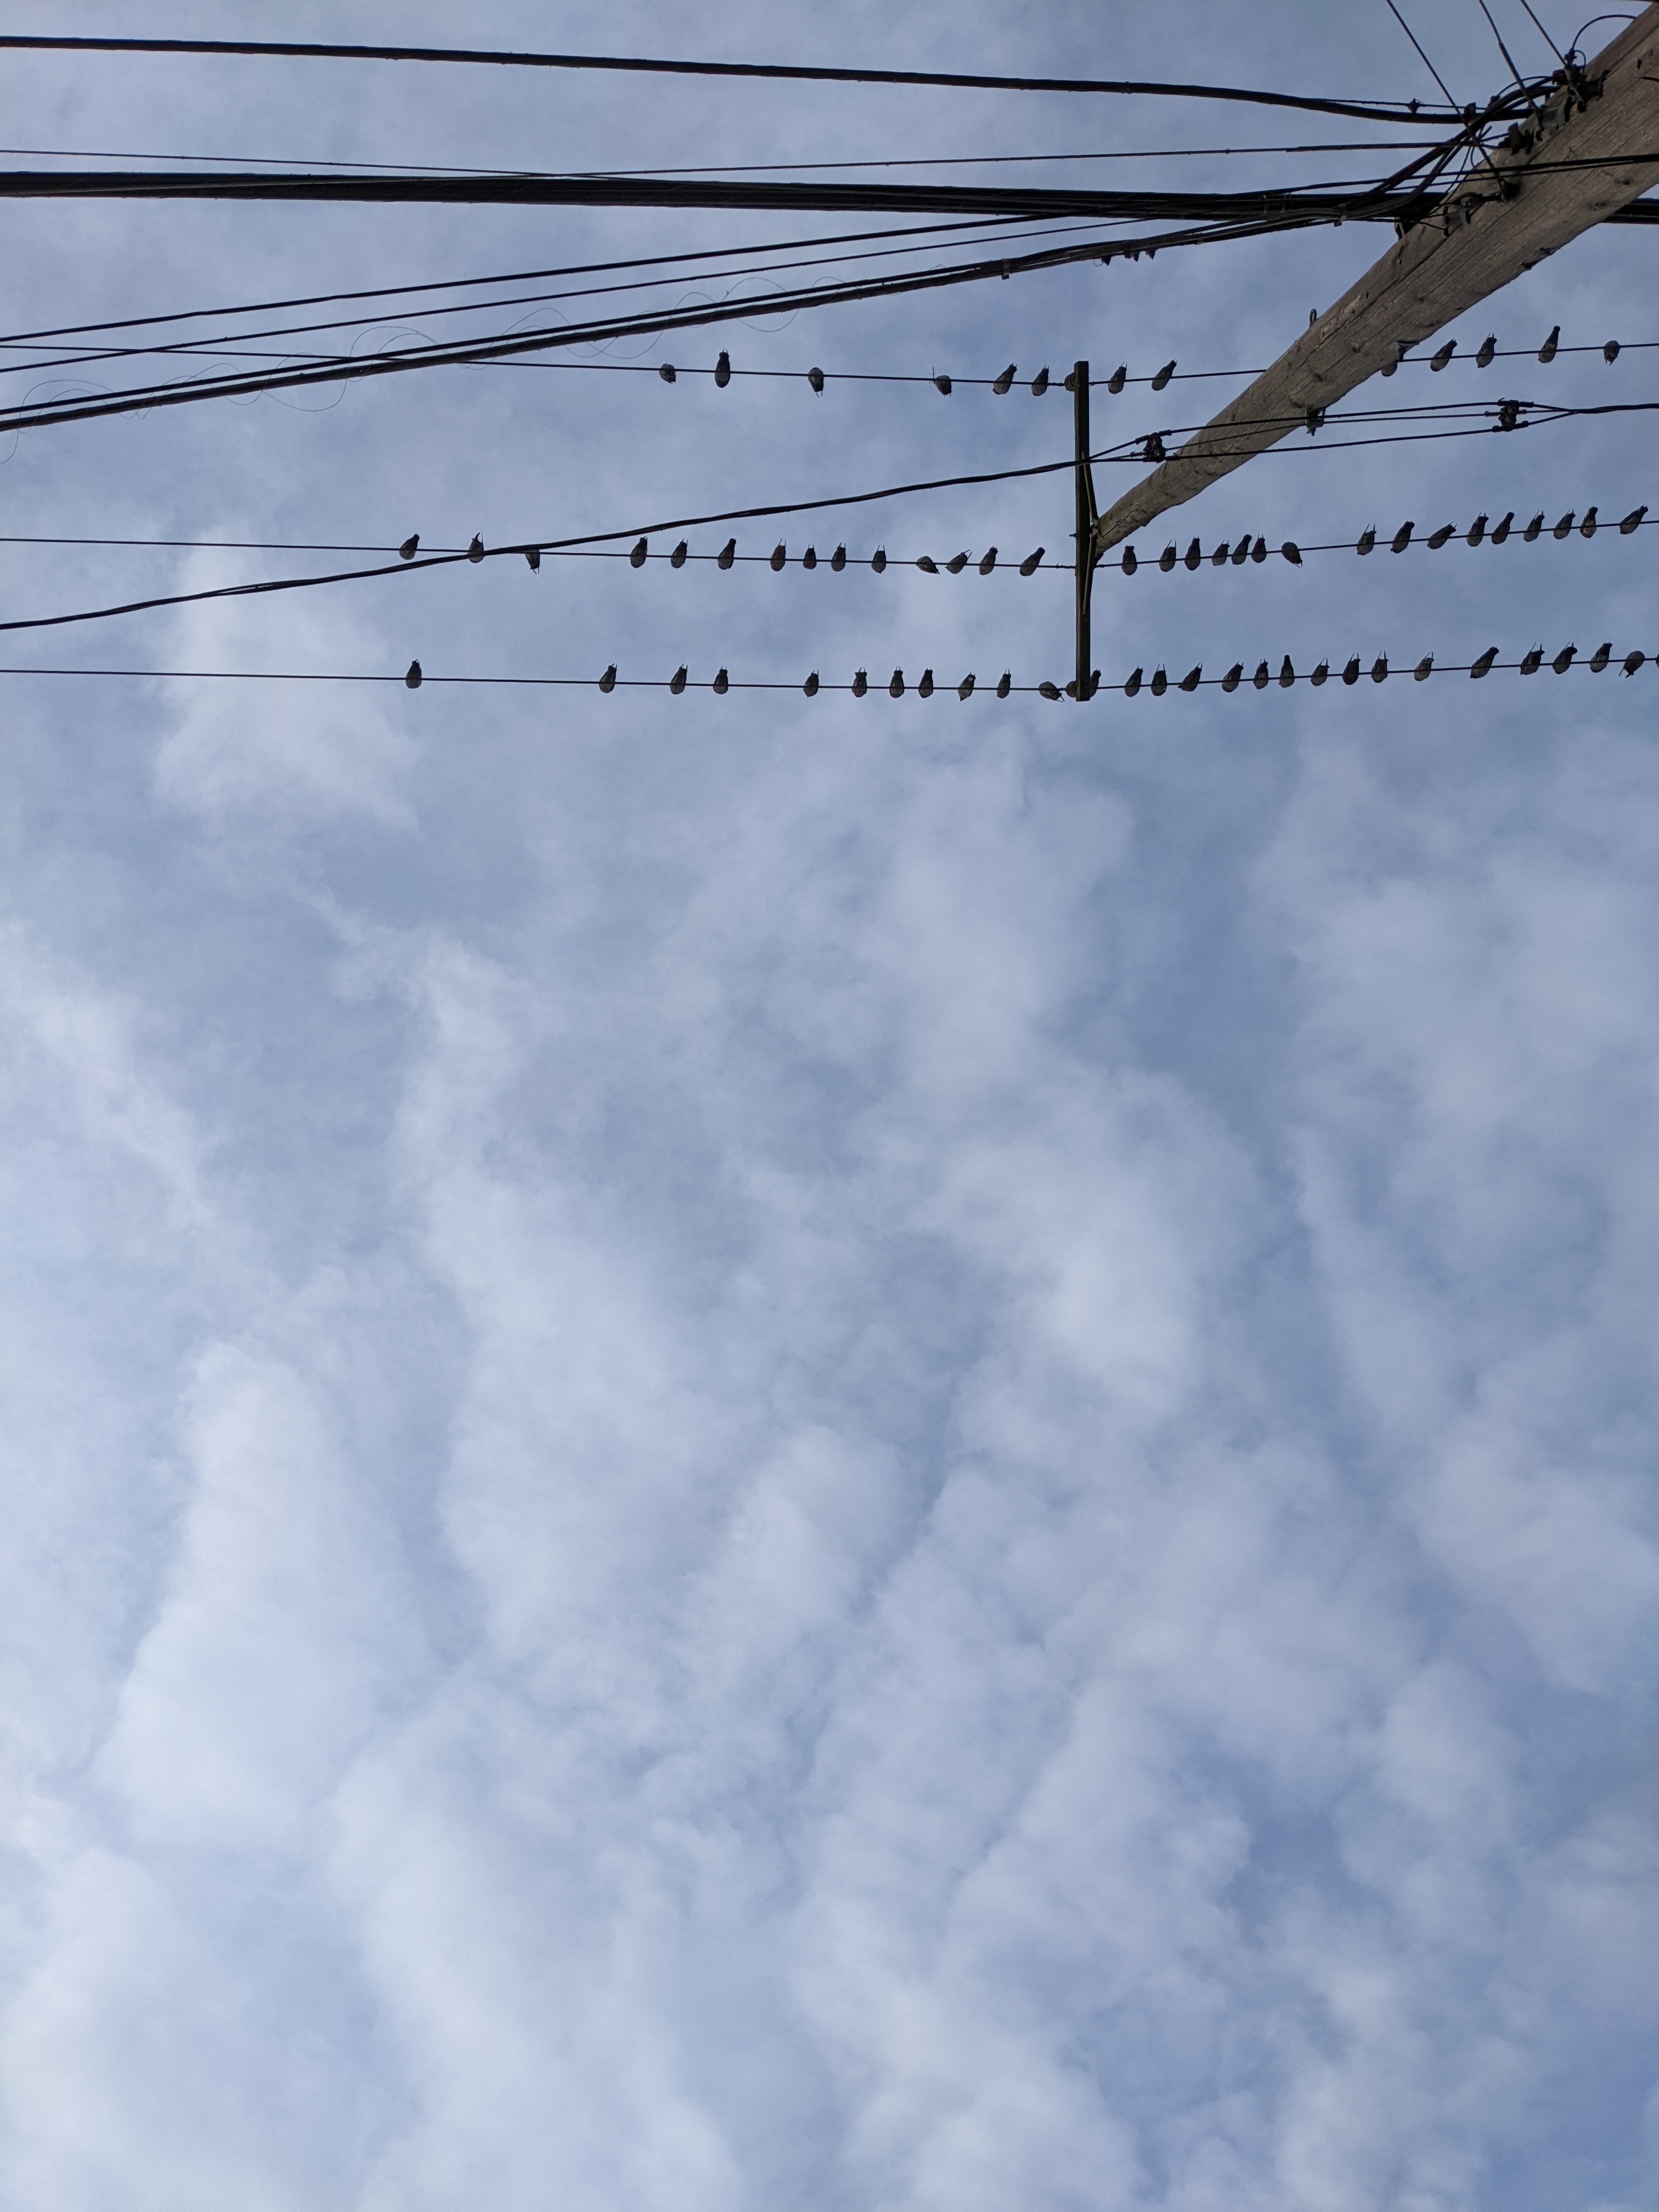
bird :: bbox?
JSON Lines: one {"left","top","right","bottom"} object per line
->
{"left": 871, "top": 548, "right": 888, "bottom": 573}
{"left": 1427, "top": 524, "right": 1455, "bottom": 549}
{"left": 803, "top": 671, "right": 820, "bottom": 695}
{"left": 1311, "top": 661, "right": 1330, "bottom": 686}
{"left": 1152, "top": 667, "right": 1169, "bottom": 695}
{"left": 1590, "top": 642, "right": 1613, "bottom": 672}
{"left": 853, "top": 669, "right": 868, "bottom": 695}
{"left": 1107, "top": 365, "right": 1127, "bottom": 393}
{"left": 670, "top": 541, "right": 688, "bottom": 568}
{"left": 1579, "top": 509, "right": 1599, "bottom": 537}
{"left": 1553, "top": 644, "right": 1576, "bottom": 673}
{"left": 715, "top": 350, "right": 731, "bottom": 387}
{"left": 1039, "top": 680, "right": 1062, "bottom": 699}
{"left": 1278, "top": 656, "right": 1295, "bottom": 688}
{"left": 1470, "top": 646, "right": 1497, "bottom": 678}
{"left": 630, "top": 538, "right": 648, "bottom": 567}
{"left": 404, "top": 660, "right": 422, "bottom": 689}
{"left": 1391, "top": 522, "right": 1414, "bottom": 553}
{"left": 946, "top": 552, "right": 970, "bottom": 573}
{"left": 1552, "top": 512, "right": 1575, "bottom": 539}
{"left": 398, "top": 534, "right": 419, "bottom": 560}
{"left": 1160, "top": 544, "right": 1177, "bottom": 572}
{"left": 1342, "top": 655, "right": 1361, "bottom": 685}
{"left": 916, "top": 555, "right": 939, "bottom": 574}
{"left": 1031, "top": 366, "right": 1050, "bottom": 395}
{"left": 1121, "top": 545, "right": 1139, "bottom": 574}
{"left": 599, "top": 664, "right": 617, "bottom": 691}
{"left": 670, "top": 665, "right": 688, "bottom": 693}
{"left": 1604, "top": 339, "right": 1621, "bottom": 363}
{"left": 1020, "top": 548, "right": 1046, "bottom": 575}
{"left": 1491, "top": 512, "right": 1514, "bottom": 543}
{"left": 997, "top": 672, "right": 1012, "bottom": 697}
{"left": 1282, "top": 541, "right": 1303, "bottom": 565}
{"left": 1622, "top": 651, "right": 1646, "bottom": 675}
{"left": 1125, "top": 668, "right": 1144, "bottom": 696}
{"left": 1151, "top": 359, "right": 1177, "bottom": 391}
{"left": 713, "top": 668, "right": 729, "bottom": 693}
{"left": 1476, "top": 334, "right": 1497, "bottom": 367}
{"left": 802, "top": 545, "right": 817, "bottom": 569}
{"left": 770, "top": 543, "right": 787, "bottom": 569}
{"left": 1357, "top": 526, "right": 1377, "bottom": 555}
{"left": 1211, "top": 541, "right": 1230, "bottom": 566}
{"left": 979, "top": 548, "right": 998, "bottom": 574}
{"left": 1466, "top": 515, "right": 1488, "bottom": 545}
{"left": 1520, "top": 645, "right": 1543, "bottom": 673}
{"left": 993, "top": 364, "right": 1017, "bottom": 394}
{"left": 1185, "top": 538, "right": 1203, "bottom": 570}
{"left": 1523, "top": 514, "right": 1545, "bottom": 541}
{"left": 958, "top": 674, "right": 977, "bottom": 698}
{"left": 658, "top": 363, "right": 677, "bottom": 383}
{"left": 1414, "top": 654, "right": 1434, "bottom": 680}
{"left": 1253, "top": 661, "right": 1271, "bottom": 690}
{"left": 467, "top": 534, "right": 485, "bottom": 562}
{"left": 1538, "top": 325, "right": 1560, "bottom": 362}
{"left": 1370, "top": 654, "right": 1389, "bottom": 682}
{"left": 808, "top": 366, "right": 825, "bottom": 392}
{"left": 832, "top": 544, "right": 849, "bottom": 569}
{"left": 919, "top": 669, "right": 935, "bottom": 697}
{"left": 718, "top": 538, "right": 736, "bottom": 568}
{"left": 525, "top": 548, "right": 541, "bottom": 572}
{"left": 933, "top": 373, "right": 952, "bottom": 395}
{"left": 889, "top": 669, "right": 905, "bottom": 697}
{"left": 1180, "top": 665, "right": 1203, "bottom": 691}
{"left": 1232, "top": 534, "right": 1252, "bottom": 565}
{"left": 1620, "top": 506, "right": 1647, "bottom": 534}
{"left": 1222, "top": 664, "right": 1244, "bottom": 692}
{"left": 1251, "top": 537, "right": 1268, "bottom": 563}
{"left": 1431, "top": 340, "right": 1456, "bottom": 370}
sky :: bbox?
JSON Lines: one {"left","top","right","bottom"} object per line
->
{"left": 1, "top": 3, "right": 1657, "bottom": 2208}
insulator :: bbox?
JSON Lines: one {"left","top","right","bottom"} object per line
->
{"left": 1143, "top": 434, "right": 1167, "bottom": 462}
{"left": 659, "top": 363, "right": 677, "bottom": 383}
{"left": 1604, "top": 339, "right": 1620, "bottom": 363}
{"left": 1552, "top": 512, "right": 1574, "bottom": 539}
{"left": 1476, "top": 335, "right": 1496, "bottom": 367}
{"left": 1498, "top": 400, "right": 1522, "bottom": 431}
{"left": 630, "top": 538, "right": 648, "bottom": 567}
{"left": 1523, "top": 514, "right": 1544, "bottom": 540}
{"left": 1520, "top": 645, "right": 1543, "bottom": 673}
{"left": 770, "top": 543, "right": 787, "bottom": 569}
{"left": 1357, "top": 526, "right": 1376, "bottom": 555}
{"left": 1160, "top": 544, "right": 1177, "bottom": 572}
{"left": 1125, "top": 667, "right": 1143, "bottom": 696}
{"left": 802, "top": 545, "right": 817, "bottom": 569}
{"left": 1122, "top": 545, "right": 1139, "bottom": 575}
{"left": 670, "top": 540, "right": 688, "bottom": 568}
{"left": 1211, "top": 541, "right": 1229, "bottom": 567}
{"left": 1039, "top": 680, "right": 1062, "bottom": 700}
{"left": 1466, "top": 514, "right": 1487, "bottom": 545}
{"left": 1185, "top": 538, "right": 1202, "bottom": 570}
{"left": 670, "top": 665, "right": 688, "bottom": 693}
{"left": 525, "top": 548, "right": 541, "bottom": 571}
{"left": 1427, "top": 524, "right": 1455, "bottom": 549}
{"left": 1590, "top": 641, "right": 1612, "bottom": 672}
{"left": 1151, "top": 667, "right": 1169, "bottom": 696}
{"left": 1391, "top": 522, "right": 1414, "bottom": 553}
{"left": 946, "top": 552, "right": 970, "bottom": 574}
{"left": 1620, "top": 506, "right": 1647, "bottom": 534}
{"left": 1107, "top": 365, "right": 1126, "bottom": 393}
{"left": 1278, "top": 656, "right": 1295, "bottom": 689}
{"left": 1370, "top": 654, "right": 1389, "bottom": 682}
{"left": 468, "top": 535, "right": 485, "bottom": 562}
{"left": 1179, "top": 665, "right": 1202, "bottom": 692}
{"left": 889, "top": 669, "right": 905, "bottom": 697}
{"left": 832, "top": 544, "right": 848, "bottom": 570}
{"left": 1019, "top": 548, "right": 1045, "bottom": 575}
{"left": 1491, "top": 512, "right": 1514, "bottom": 543}
{"left": 934, "top": 374, "right": 952, "bottom": 395}
{"left": 871, "top": 548, "right": 888, "bottom": 573}
{"left": 958, "top": 674, "right": 976, "bottom": 699}
{"left": 1552, "top": 644, "right": 1576, "bottom": 673}
{"left": 599, "top": 664, "right": 617, "bottom": 692}
{"left": 1231, "top": 534, "right": 1251, "bottom": 565}
{"left": 916, "top": 555, "right": 939, "bottom": 574}
{"left": 979, "top": 548, "right": 997, "bottom": 574}
{"left": 398, "top": 534, "right": 419, "bottom": 560}
{"left": 803, "top": 671, "right": 820, "bottom": 695}
{"left": 1579, "top": 508, "right": 1598, "bottom": 538}
{"left": 713, "top": 668, "right": 729, "bottom": 693}
{"left": 1150, "top": 359, "right": 1177, "bottom": 391}
{"left": 919, "top": 669, "right": 935, "bottom": 697}
{"left": 993, "top": 364, "right": 1016, "bottom": 394}
{"left": 715, "top": 350, "right": 731, "bottom": 387}
{"left": 808, "top": 366, "right": 825, "bottom": 392}
{"left": 718, "top": 538, "right": 736, "bottom": 568}
{"left": 997, "top": 672, "right": 1012, "bottom": 697}
{"left": 1470, "top": 646, "right": 1497, "bottom": 678}
{"left": 1282, "top": 541, "right": 1302, "bottom": 566}
{"left": 1305, "top": 408, "right": 1325, "bottom": 436}
{"left": 404, "top": 659, "right": 422, "bottom": 689}
{"left": 853, "top": 669, "right": 868, "bottom": 695}
{"left": 1623, "top": 651, "right": 1646, "bottom": 675}
{"left": 1250, "top": 537, "right": 1267, "bottom": 563}
{"left": 1414, "top": 654, "right": 1434, "bottom": 680}
{"left": 1222, "top": 664, "right": 1243, "bottom": 692}
{"left": 1311, "top": 661, "right": 1329, "bottom": 686}
{"left": 1031, "top": 367, "right": 1050, "bottom": 395}
{"left": 1538, "top": 325, "right": 1559, "bottom": 362}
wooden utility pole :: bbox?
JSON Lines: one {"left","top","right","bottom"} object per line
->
{"left": 1086, "top": 3, "right": 1659, "bottom": 570}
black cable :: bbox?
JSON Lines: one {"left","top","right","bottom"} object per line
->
{"left": 0, "top": 35, "right": 1460, "bottom": 125}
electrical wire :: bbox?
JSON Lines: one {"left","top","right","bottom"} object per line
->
{"left": 0, "top": 35, "right": 1463, "bottom": 125}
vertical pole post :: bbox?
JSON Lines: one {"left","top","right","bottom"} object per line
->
{"left": 1073, "top": 358, "right": 1097, "bottom": 701}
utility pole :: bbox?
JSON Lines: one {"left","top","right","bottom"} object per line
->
{"left": 1086, "top": 3, "right": 1659, "bottom": 567}
{"left": 1074, "top": 360, "right": 1097, "bottom": 702}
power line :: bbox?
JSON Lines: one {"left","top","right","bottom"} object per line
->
{"left": 0, "top": 35, "right": 1463, "bottom": 125}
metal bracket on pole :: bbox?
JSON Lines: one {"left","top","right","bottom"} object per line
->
{"left": 1073, "top": 358, "right": 1099, "bottom": 701}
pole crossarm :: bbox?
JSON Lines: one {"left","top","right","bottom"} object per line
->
{"left": 1090, "top": 4, "right": 1659, "bottom": 556}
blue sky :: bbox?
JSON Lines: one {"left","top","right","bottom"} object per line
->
{"left": 1, "top": 4, "right": 1656, "bottom": 2208}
